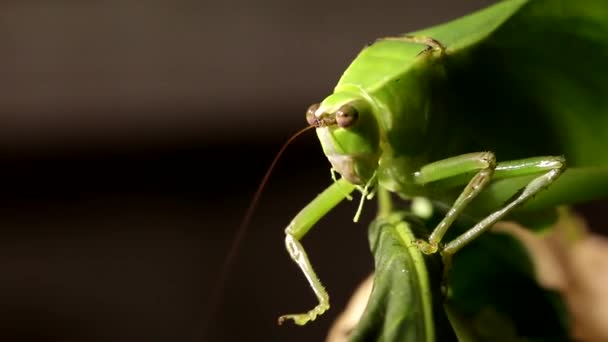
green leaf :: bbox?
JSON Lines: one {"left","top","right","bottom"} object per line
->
{"left": 350, "top": 212, "right": 456, "bottom": 342}
{"left": 446, "top": 229, "right": 570, "bottom": 341}
{"left": 353, "top": 208, "right": 571, "bottom": 341}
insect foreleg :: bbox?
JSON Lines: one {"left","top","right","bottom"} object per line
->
{"left": 330, "top": 167, "right": 353, "bottom": 201}
{"left": 279, "top": 233, "right": 329, "bottom": 325}
{"left": 278, "top": 178, "right": 356, "bottom": 325}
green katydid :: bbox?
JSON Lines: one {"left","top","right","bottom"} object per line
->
{"left": 277, "top": 0, "right": 608, "bottom": 330}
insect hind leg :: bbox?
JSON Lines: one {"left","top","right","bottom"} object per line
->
{"left": 412, "top": 154, "right": 565, "bottom": 256}
{"left": 440, "top": 156, "right": 565, "bottom": 257}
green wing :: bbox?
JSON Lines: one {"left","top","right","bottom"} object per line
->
{"left": 431, "top": 0, "right": 608, "bottom": 167}
{"left": 351, "top": 1, "right": 608, "bottom": 341}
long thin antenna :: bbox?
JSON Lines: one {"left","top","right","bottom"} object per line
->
{"left": 200, "top": 125, "right": 315, "bottom": 340}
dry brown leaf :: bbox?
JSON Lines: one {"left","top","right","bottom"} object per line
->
{"left": 494, "top": 208, "right": 608, "bottom": 342}
{"left": 326, "top": 274, "right": 373, "bottom": 342}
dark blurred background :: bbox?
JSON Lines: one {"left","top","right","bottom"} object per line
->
{"left": 2, "top": 1, "right": 589, "bottom": 341}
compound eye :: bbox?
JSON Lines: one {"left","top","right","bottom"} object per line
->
{"left": 306, "top": 103, "right": 320, "bottom": 127}
{"left": 336, "top": 104, "right": 359, "bottom": 128}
